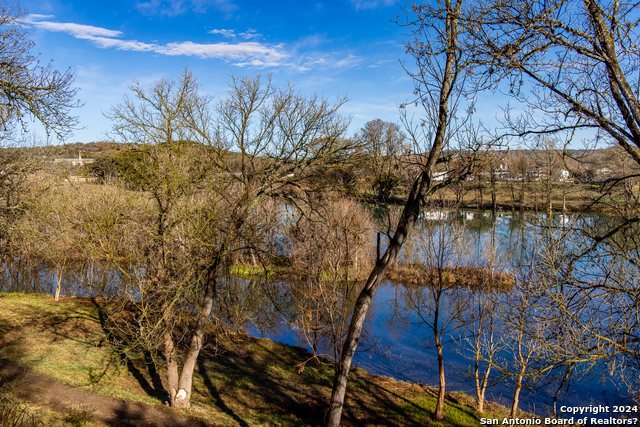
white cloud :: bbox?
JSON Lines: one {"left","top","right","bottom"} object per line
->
{"left": 136, "top": 0, "right": 237, "bottom": 17}
{"left": 25, "top": 14, "right": 54, "bottom": 21}
{"left": 209, "top": 28, "right": 236, "bottom": 37}
{"left": 333, "top": 54, "right": 361, "bottom": 68}
{"left": 349, "top": 0, "right": 395, "bottom": 10}
{"left": 26, "top": 16, "right": 288, "bottom": 67}
{"left": 239, "top": 29, "right": 261, "bottom": 40}
{"left": 160, "top": 41, "right": 286, "bottom": 61}
{"left": 209, "top": 28, "right": 262, "bottom": 40}
{"left": 82, "top": 36, "right": 159, "bottom": 53}
{"left": 25, "top": 15, "right": 123, "bottom": 38}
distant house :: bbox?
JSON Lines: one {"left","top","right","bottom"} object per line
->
{"left": 54, "top": 151, "right": 95, "bottom": 166}
{"left": 421, "top": 210, "right": 449, "bottom": 220}
{"left": 597, "top": 167, "right": 613, "bottom": 177}
{"left": 432, "top": 171, "right": 447, "bottom": 182}
{"left": 557, "top": 169, "right": 571, "bottom": 181}
{"left": 525, "top": 168, "right": 542, "bottom": 181}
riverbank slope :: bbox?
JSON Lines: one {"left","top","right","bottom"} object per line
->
{"left": 0, "top": 293, "right": 523, "bottom": 426}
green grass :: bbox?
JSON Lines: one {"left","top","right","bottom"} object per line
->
{"left": 228, "top": 264, "right": 275, "bottom": 279}
{"left": 0, "top": 294, "right": 527, "bottom": 426}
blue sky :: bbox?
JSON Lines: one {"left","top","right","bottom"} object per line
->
{"left": 20, "top": 0, "right": 432, "bottom": 144}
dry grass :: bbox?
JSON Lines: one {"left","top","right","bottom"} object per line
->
{"left": 386, "top": 264, "right": 515, "bottom": 290}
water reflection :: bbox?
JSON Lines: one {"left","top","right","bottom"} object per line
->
{"left": 0, "top": 257, "right": 128, "bottom": 298}
{"left": 0, "top": 211, "right": 633, "bottom": 416}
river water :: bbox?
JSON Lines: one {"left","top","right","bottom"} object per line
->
{"left": 247, "top": 210, "right": 633, "bottom": 416}
{"left": 0, "top": 210, "right": 633, "bottom": 416}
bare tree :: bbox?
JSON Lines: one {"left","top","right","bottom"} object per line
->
{"left": 102, "top": 69, "right": 355, "bottom": 410}
{"left": 399, "top": 221, "right": 470, "bottom": 419}
{"left": 0, "top": 1, "right": 78, "bottom": 140}
{"left": 0, "top": 1, "right": 78, "bottom": 256}
{"left": 458, "top": 233, "right": 509, "bottom": 413}
{"left": 324, "top": 0, "right": 496, "bottom": 424}
{"left": 462, "top": 287, "right": 503, "bottom": 413}
{"left": 498, "top": 283, "right": 547, "bottom": 420}
{"left": 464, "top": 0, "right": 640, "bottom": 401}
{"left": 467, "top": 0, "right": 640, "bottom": 169}
{"left": 104, "top": 69, "right": 216, "bottom": 409}
{"left": 357, "top": 119, "right": 408, "bottom": 203}
{"left": 286, "top": 198, "right": 374, "bottom": 363}
{"left": 356, "top": 119, "right": 408, "bottom": 260}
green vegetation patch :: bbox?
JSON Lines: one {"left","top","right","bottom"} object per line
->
{"left": 228, "top": 264, "right": 276, "bottom": 279}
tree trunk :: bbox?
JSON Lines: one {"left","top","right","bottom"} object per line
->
{"left": 324, "top": 2, "right": 462, "bottom": 424}
{"left": 171, "top": 264, "right": 218, "bottom": 409}
{"left": 325, "top": 172, "right": 430, "bottom": 427}
{"left": 164, "top": 328, "right": 179, "bottom": 406}
{"left": 54, "top": 267, "right": 62, "bottom": 302}
{"left": 509, "top": 365, "right": 526, "bottom": 420}
{"left": 54, "top": 259, "right": 66, "bottom": 302}
{"left": 477, "top": 370, "right": 489, "bottom": 413}
{"left": 490, "top": 170, "right": 496, "bottom": 212}
{"left": 435, "top": 343, "right": 446, "bottom": 420}
{"left": 553, "top": 364, "right": 573, "bottom": 416}
{"left": 473, "top": 340, "right": 491, "bottom": 414}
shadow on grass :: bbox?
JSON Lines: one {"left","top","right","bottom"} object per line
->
{"left": 194, "top": 336, "right": 447, "bottom": 427}
{"left": 0, "top": 296, "right": 478, "bottom": 426}
{"left": 0, "top": 296, "right": 169, "bottom": 404}
{"left": 197, "top": 357, "right": 251, "bottom": 427}
{"left": 108, "top": 400, "right": 210, "bottom": 427}
{"left": 196, "top": 339, "right": 327, "bottom": 426}
{"left": 345, "top": 376, "right": 479, "bottom": 427}
{"left": 92, "top": 299, "right": 169, "bottom": 404}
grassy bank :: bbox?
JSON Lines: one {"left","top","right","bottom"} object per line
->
{"left": 0, "top": 293, "right": 528, "bottom": 426}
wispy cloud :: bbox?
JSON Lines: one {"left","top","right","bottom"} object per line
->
{"left": 368, "top": 59, "right": 395, "bottom": 68}
{"left": 26, "top": 15, "right": 287, "bottom": 66}
{"left": 161, "top": 41, "right": 285, "bottom": 60}
{"left": 25, "top": 15, "right": 123, "bottom": 38}
{"left": 239, "top": 29, "right": 261, "bottom": 40}
{"left": 136, "top": 0, "right": 237, "bottom": 17}
{"left": 209, "top": 28, "right": 262, "bottom": 40}
{"left": 301, "top": 53, "right": 362, "bottom": 70}
{"left": 349, "top": 0, "right": 395, "bottom": 10}
{"left": 209, "top": 28, "right": 236, "bottom": 37}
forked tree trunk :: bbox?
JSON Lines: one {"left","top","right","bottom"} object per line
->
{"left": 477, "top": 369, "right": 490, "bottom": 413}
{"left": 473, "top": 323, "right": 492, "bottom": 414}
{"left": 165, "top": 263, "right": 218, "bottom": 408}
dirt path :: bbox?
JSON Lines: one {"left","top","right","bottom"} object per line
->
{"left": 0, "top": 358, "right": 211, "bottom": 426}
